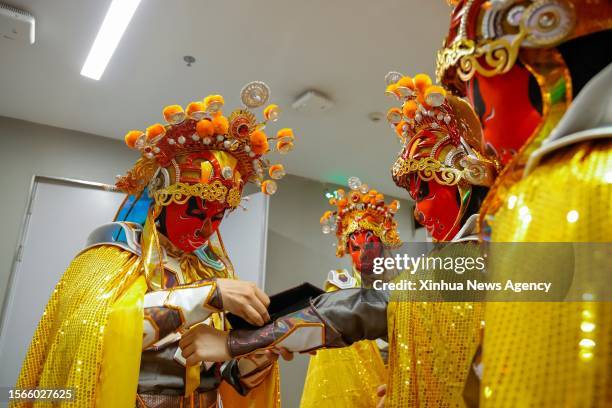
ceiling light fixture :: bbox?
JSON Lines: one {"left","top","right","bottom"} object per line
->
{"left": 80, "top": 0, "right": 142, "bottom": 80}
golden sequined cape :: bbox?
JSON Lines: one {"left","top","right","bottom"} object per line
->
{"left": 479, "top": 139, "right": 612, "bottom": 406}
{"left": 13, "top": 246, "right": 146, "bottom": 408}
{"left": 385, "top": 241, "right": 484, "bottom": 408}
{"left": 14, "top": 224, "right": 281, "bottom": 407}
{"left": 300, "top": 272, "right": 387, "bottom": 408}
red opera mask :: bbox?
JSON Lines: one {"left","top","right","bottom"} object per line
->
{"left": 153, "top": 151, "right": 238, "bottom": 253}
{"left": 160, "top": 196, "right": 226, "bottom": 253}
{"left": 467, "top": 64, "right": 542, "bottom": 165}
{"left": 409, "top": 174, "right": 461, "bottom": 241}
{"left": 348, "top": 230, "right": 383, "bottom": 274}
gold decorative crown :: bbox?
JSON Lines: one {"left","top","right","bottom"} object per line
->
{"left": 116, "top": 81, "right": 296, "bottom": 209}
{"left": 384, "top": 72, "right": 498, "bottom": 189}
{"left": 320, "top": 177, "right": 401, "bottom": 257}
{"left": 436, "top": 0, "right": 612, "bottom": 88}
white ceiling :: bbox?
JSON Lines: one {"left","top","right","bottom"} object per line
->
{"left": 0, "top": 0, "right": 451, "bottom": 196}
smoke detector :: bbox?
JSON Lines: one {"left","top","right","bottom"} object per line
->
{"left": 0, "top": 3, "right": 35, "bottom": 44}
{"left": 292, "top": 90, "right": 333, "bottom": 114}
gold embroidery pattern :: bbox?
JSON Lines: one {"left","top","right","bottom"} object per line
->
{"left": 436, "top": 29, "right": 526, "bottom": 83}
{"left": 153, "top": 181, "right": 238, "bottom": 208}
{"left": 227, "top": 187, "right": 242, "bottom": 208}
{"left": 393, "top": 157, "right": 465, "bottom": 186}
{"left": 435, "top": 0, "right": 609, "bottom": 84}
{"left": 115, "top": 157, "right": 158, "bottom": 196}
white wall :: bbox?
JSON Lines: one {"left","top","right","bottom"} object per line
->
{"left": 0, "top": 116, "right": 138, "bottom": 306}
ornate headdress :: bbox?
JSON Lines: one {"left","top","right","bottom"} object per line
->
{"left": 385, "top": 72, "right": 498, "bottom": 190}
{"left": 385, "top": 72, "right": 499, "bottom": 239}
{"left": 320, "top": 177, "right": 402, "bottom": 257}
{"left": 116, "top": 81, "right": 295, "bottom": 209}
{"left": 436, "top": 0, "right": 612, "bottom": 91}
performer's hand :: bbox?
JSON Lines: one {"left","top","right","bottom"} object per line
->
{"left": 179, "top": 324, "right": 231, "bottom": 364}
{"left": 376, "top": 384, "right": 387, "bottom": 408}
{"left": 264, "top": 347, "right": 294, "bottom": 361}
{"left": 216, "top": 279, "right": 270, "bottom": 326}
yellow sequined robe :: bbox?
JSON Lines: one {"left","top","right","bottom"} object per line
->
{"left": 300, "top": 268, "right": 387, "bottom": 408}
{"left": 476, "top": 63, "right": 612, "bottom": 407}
{"left": 14, "top": 245, "right": 147, "bottom": 408}
{"left": 385, "top": 216, "right": 484, "bottom": 408}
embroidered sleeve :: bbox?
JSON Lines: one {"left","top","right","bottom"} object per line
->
{"left": 142, "top": 279, "right": 223, "bottom": 350}
{"left": 227, "top": 288, "right": 389, "bottom": 357}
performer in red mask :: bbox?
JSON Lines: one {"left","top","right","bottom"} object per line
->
{"left": 300, "top": 178, "right": 401, "bottom": 408}
{"left": 14, "top": 82, "right": 297, "bottom": 408}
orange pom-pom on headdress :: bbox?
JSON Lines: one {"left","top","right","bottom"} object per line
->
{"left": 203, "top": 95, "right": 224, "bottom": 113}
{"left": 163, "top": 105, "right": 185, "bottom": 124}
{"left": 263, "top": 104, "right": 280, "bottom": 121}
{"left": 261, "top": 179, "right": 278, "bottom": 195}
{"left": 212, "top": 115, "right": 229, "bottom": 135}
{"left": 250, "top": 130, "right": 269, "bottom": 155}
{"left": 424, "top": 85, "right": 447, "bottom": 107}
{"left": 320, "top": 210, "right": 333, "bottom": 225}
{"left": 276, "top": 128, "right": 295, "bottom": 154}
{"left": 385, "top": 72, "right": 453, "bottom": 143}
{"left": 276, "top": 128, "right": 294, "bottom": 141}
{"left": 277, "top": 140, "right": 294, "bottom": 154}
{"left": 268, "top": 164, "right": 285, "bottom": 180}
{"left": 413, "top": 73, "right": 432, "bottom": 94}
{"left": 125, "top": 130, "right": 143, "bottom": 148}
{"left": 186, "top": 101, "right": 207, "bottom": 119}
{"left": 402, "top": 100, "right": 418, "bottom": 119}
{"left": 395, "top": 76, "right": 416, "bottom": 98}
{"left": 385, "top": 83, "right": 401, "bottom": 99}
{"left": 146, "top": 124, "right": 166, "bottom": 142}
{"left": 196, "top": 119, "right": 214, "bottom": 138}
{"left": 398, "top": 76, "right": 414, "bottom": 88}
{"left": 395, "top": 121, "right": 407, "bottom": 138}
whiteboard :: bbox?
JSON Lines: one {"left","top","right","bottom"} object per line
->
{"left": 0, "top": 177, "right": 268, "bottom": 396}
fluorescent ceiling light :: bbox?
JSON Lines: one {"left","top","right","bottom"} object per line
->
{"left": 80, "top": 0, "right": 142, "bottom": 80}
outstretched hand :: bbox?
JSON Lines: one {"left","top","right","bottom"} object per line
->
{"left": 217, "top": 278, "right": 270, "bottom": 326}
{"left": 179, "top": 324, "right": 230, "bottom": 364}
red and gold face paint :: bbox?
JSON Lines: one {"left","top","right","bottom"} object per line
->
{"left": 161, "top": 196, "right": 226, "bottom": 253}
{"left": 155, "top": 151, "right": 242, "bottom": 252}
{"left": 467, "top": 64, "right": 542, "bottom": 165}
{"left": 347, "top": 230, "right": 383, "bottom": 274}
{"left": 409, "top": 174, "right": 461, "bottom": 241}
